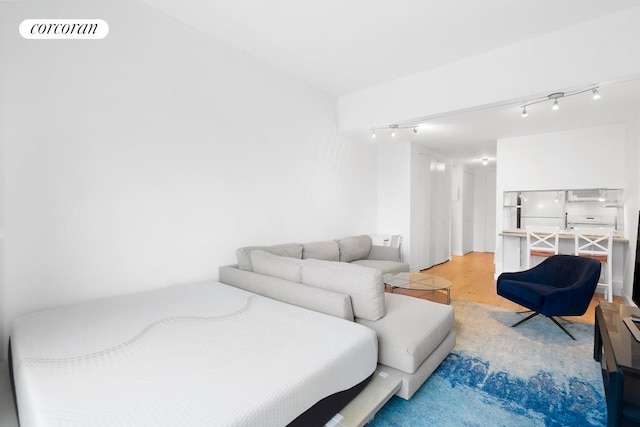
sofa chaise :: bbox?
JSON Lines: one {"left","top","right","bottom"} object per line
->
{"left": 219, "top": 235, "right": 456, "bottom": 399}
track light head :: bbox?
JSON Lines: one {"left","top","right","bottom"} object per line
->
{"left": 548, "top": 92, "right": 563, "bottom": 111}
{"left": 413, "top": 126, "right": 418, "bottom": 134}
{"left": 516, "top": 86, "right": 600, "bottom": 117}
{"left": 482, "top": 158, "right": 488, "bottom": 166}
{"left": 390, "top": 124, "right": 398, "bottom": 137}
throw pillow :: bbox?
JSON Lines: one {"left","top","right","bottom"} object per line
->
{"left": 301, "top": 259, "right": 385, "bottom": 321}
{"left": 337, "top": 235, "right": 372, "bottom": 262}
{"left": 250, "top": 250, "right": 304, "bottom": 282}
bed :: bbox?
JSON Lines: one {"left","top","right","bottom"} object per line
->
{"left": 10, "top": 281, "right": 378, "bottom": 426}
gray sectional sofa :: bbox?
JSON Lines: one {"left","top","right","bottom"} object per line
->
{"left": 219, "top": 235, "right": 456, "bottom": 399}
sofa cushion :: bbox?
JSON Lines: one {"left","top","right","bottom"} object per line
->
{"left": 250, "top": 250, "right": 304, "bottom": 282}
{"left": 367, "top": 245, "right": 401, "bottom": 262}
{"left": 219, "top": 265, "right": 355, "bottom": 321}
{"left": 302, "top": 240, "right": 340, "bottom": 261}
{"left": 236, "top": 243, "right": 303, "bottom": 271}
{"left": 337, "top": 235, "right": 372, "bottom": 262}
{"left": 301, "top": 259, "right": 385, "bottom": 321}
{"left": 356, "top": 293, "right": 455, "bottom": 374}
{"left": 351, "top": 259, "right": 410, "bottom": 274}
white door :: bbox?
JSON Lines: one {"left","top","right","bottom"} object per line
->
{"left": 418, "top": 154, "right": 432, "bottom": 270}
{"left": 473, "top": 168, "right": 497, "bottom": 253}
{"left": 484, "top": 170, "right": 497, "bottom": 253}
{"left": 473, "top": 171, "right": 487, "bottom": 252}
{"left": 428, "top": 159, "right": 451, "bottom": 266}
{"left": 462, "top": 170, "right": 474, "bottom": 254}
{"left": 435, "top": 160, "right": 451, "bottom": 264}
{"left": 414, "top": 152, "right": 451, "bottom": 269}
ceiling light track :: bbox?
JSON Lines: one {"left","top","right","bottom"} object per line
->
{"left": 371, "top": 123, "right": 420, "bottom": 139}
{"left": 370, "top": 82, "right": 610, "bottom": 138}
{"left": 520, "top": 86, "right": 600, "bottom": 117}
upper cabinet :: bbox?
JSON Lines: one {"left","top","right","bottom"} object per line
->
{"left": 503, "top": 188, "right": 624, "bottom": 232}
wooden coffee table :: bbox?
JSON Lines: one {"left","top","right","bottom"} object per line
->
{"left": 383, "top": 272, "right": 452, "bottom": 304}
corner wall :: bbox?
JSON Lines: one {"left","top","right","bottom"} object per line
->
{"left": 0, "top": 1, "right": 378, "bottom": 357}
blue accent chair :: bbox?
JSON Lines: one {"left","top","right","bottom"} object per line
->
{"left": 497, "top": 255, "right": 602, "bottom": 340}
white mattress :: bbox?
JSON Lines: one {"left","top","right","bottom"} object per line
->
{"left": 11, "top": 281, "right": 378, "bottom": 427}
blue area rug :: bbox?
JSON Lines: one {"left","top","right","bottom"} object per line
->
{"left": 369, "top": 300, "right": 606, "bottom": 427}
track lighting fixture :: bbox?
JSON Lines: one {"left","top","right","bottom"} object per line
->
{"left": 371, "top": 84, "right": 605, "bottom": 136}
{"left": 519, "top": 86, "right": 600, "bottom": 117}
{"left": 369, "top": 123, "right": 421, "bottom": 139}
{"left": 482, "top": 158, "right": 488, "bottom": 166}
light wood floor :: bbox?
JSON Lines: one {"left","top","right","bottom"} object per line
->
{"left": 391, "top": 252, "right": 625, "bottom": 325}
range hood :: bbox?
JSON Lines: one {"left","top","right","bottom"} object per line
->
{"left": 566, "top": 214, "right": 616, "bottom": 228}
{"left": 567, "top": 189, "right": 608, "bottom": 202}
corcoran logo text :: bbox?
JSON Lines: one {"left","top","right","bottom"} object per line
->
{"left": 20, "top": 19, "right": 109, "bottom": 39}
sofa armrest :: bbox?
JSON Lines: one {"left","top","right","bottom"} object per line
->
{"left": 367, "top": 245, "right": 401, "bottom": 262}
{"left": 219, "top": 265, "right": 355, "bottom": 321}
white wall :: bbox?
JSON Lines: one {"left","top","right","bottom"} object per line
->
{"left": 498, "top": 125, "right": 626, "bottom": 192}
{"left": 0, "top": 2, "right": 378, "bottom": 356}
{"left": 338, "top": 6, "right": 640, "bottom": 131}
{"left": 495, "top": 124, "right": 627, "bottom": 275}
{"left": 377, "top": 143, "right": 411, "bottom": 262}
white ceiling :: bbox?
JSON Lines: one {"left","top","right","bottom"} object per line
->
{"left": 142, "top": 0, "right": 640, "bottom": 164}
{"left": 142, "top": 0, "right": 639, "bottom": 96}
{"left": 351, "top": 78, "right": 640, "bottom": 165}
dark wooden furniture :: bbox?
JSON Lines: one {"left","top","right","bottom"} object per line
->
{"left": 594, "top": 302, "right": 640, "bottom": 426}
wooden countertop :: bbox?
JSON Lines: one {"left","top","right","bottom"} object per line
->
{"left": 500, "top": 229, "right": 629, "bottom": 243}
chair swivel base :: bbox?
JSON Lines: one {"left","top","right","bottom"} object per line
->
{"left": 511, "top": 312, "right": 577, "bottom": 340}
